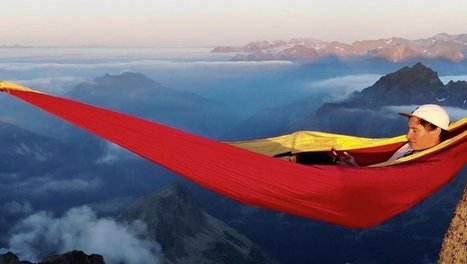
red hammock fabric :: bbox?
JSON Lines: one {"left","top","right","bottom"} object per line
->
{"left": 4, "top": 89, "right": 467, "bottom": 228}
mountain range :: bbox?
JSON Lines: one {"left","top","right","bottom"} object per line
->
{"left": 1, "top": 64, "right": 466, "bottom": 263}
{"left": 212, "top": 33, "right": 467, "bottom": 63}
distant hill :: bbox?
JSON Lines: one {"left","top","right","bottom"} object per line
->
{"left": 67, "top": 72, "right": 233, "bottom": 138}
{"left": 212, "top": 33, "right": 467, "bottom": 63}
{"left": 118, "top": 183, "right": 279, "bottom": 264}
{"left": 0, "top": 121, "right": 84, "bottom": 173}
{"left": 343, "top": 63, "right": 467, "bottom": 108}
{"left": 313, "top": 63, "right": 467, "bottom": 136}
{"left": 227, "top": 93, "right": 329, "bottom": 139}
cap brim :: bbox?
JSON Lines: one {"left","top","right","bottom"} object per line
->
{"left": 398, "top": 112, "right": 413, "bottom": 118}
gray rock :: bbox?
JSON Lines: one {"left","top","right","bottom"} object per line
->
{"left": 118, "top": 183, "right": 279, "bottom": 264}
{"left": 0, "top": 252, "right": 32, "bottom": 264}
{"left": 38, "top": 250, "right": 105, "bottom": 264}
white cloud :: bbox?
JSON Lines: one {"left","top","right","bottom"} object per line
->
{"left": 444, "top": 106, "right": 467, "bottom": 122}
{"left": 0, "top": 62, "right": 117, "bottom": 71}
{"left": 440, "top": 75, "right": 467, "bottom": 84}
{"left": 384, "top": 105, "right": 467, "bottom": 122}
{"left": 11, "top": 177, "right": 101, "bottom": 195}
{"left": 36, "top": 178, "right": 101, "bottom": 193}
{"left": 7, "top": 206, "right": 162, "bottom": 264}
{"left": 308, "top": 74, "right": 381, "bottom": 91}
{"left": 95, "top": 142, "right": 136, "bottom": 164}
{"left": 1, "top": 201, "right": 33, "bottom": 215}
{"left": 307, "top": 74, "right": 382, "bottom": 100}
{"left": 12, "top": 76, "right": 85, "bottom": 94}
{"left": 383, "top": 105, "right": 418, "bottom": 115}
{"left": 0, "top": 59, "right": 294, "bottom": 72}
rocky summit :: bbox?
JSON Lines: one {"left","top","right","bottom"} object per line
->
{"left": 118, "top": 183, "right": 279, "bottom": 264}
{"left": 0, "top": 250, "right": 104, "bottom": 264}
{"left": 344, "top": 62, "right": 463, "bottom": 108}
{"left": 38, "top": 250, "right": 105, "bottom": 264}
{"left": 0, "top": 252, "right": 31, "bottom": 264}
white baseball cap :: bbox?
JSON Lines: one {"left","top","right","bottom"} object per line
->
{"left": 399, "top": 104, "right": 450, "bottom": 130}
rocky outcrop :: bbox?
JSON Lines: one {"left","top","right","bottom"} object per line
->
{"left": 118, "top": 183, "right": 279, "bottom": 264}
{"left": 38, "top": 250, "right": 104, "bottom": 264}
{"left": 344, "top": 63, "right": 449, "bottom": 107}
{"left": 0, "top": 252, "right": 32, "bottom": 264}
{"left": 0, "top": 251, "right": 104, "bottom": 264}
{"left": 438, "top": 187, "right": 467, "bottom": 263}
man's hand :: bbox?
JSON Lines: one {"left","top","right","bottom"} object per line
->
{"left": 331, "top": 149, "right": 359, "bottom": 166}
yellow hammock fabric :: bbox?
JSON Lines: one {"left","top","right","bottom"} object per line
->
{"left": 1, "top": 80, "right": 466, "bottom": 228}
{"left": 229, "top": 118, "right": 466, "bottom": 167}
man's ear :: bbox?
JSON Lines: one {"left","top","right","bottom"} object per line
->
{"left": 430, "top": 127, "right": 442, "bottom": 137}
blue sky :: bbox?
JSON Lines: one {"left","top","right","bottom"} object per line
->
{"left": 2, "top": 0, "right": 466, "bottom": 46}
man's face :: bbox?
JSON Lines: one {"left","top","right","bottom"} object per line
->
{"left": 406, "top": 117, "right": 441, "bottom": 150}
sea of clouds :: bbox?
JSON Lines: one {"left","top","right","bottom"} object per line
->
{"left": 2, "top": 206, "right": 162, "bottom": 264}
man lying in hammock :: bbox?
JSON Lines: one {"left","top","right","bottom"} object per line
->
{"left": 329, "top": 104, "right": 450, "bottom": 166}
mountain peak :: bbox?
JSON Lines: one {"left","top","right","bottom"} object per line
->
{"left": 119, "top": 183, "right": 278, "bottom": 264}
{"left": 40, "top": 250, "right": 105, "bottom": 264}
{"left": 434, "top": 32, "right": 450, "bottom": 40}
{"left": 94, "top": 72, "right": 160, "bottom": 87}
{"left": 69, "top": 71, "right": 171, "bottom": 101}
{"left": 347, "top": 63, "right": 446, "bottom": 107}
{"left": 389, "top": 62, "right": 440, "bottom": 83}
{"left": 156, "top": 182, "right": 191, "bottom": 198}
{"left": 121, "top": 182, "right": 205, "bottom": 234}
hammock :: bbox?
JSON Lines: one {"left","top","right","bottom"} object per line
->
{"left": 1, "top": 81, "right": 466, "bottom": 228}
